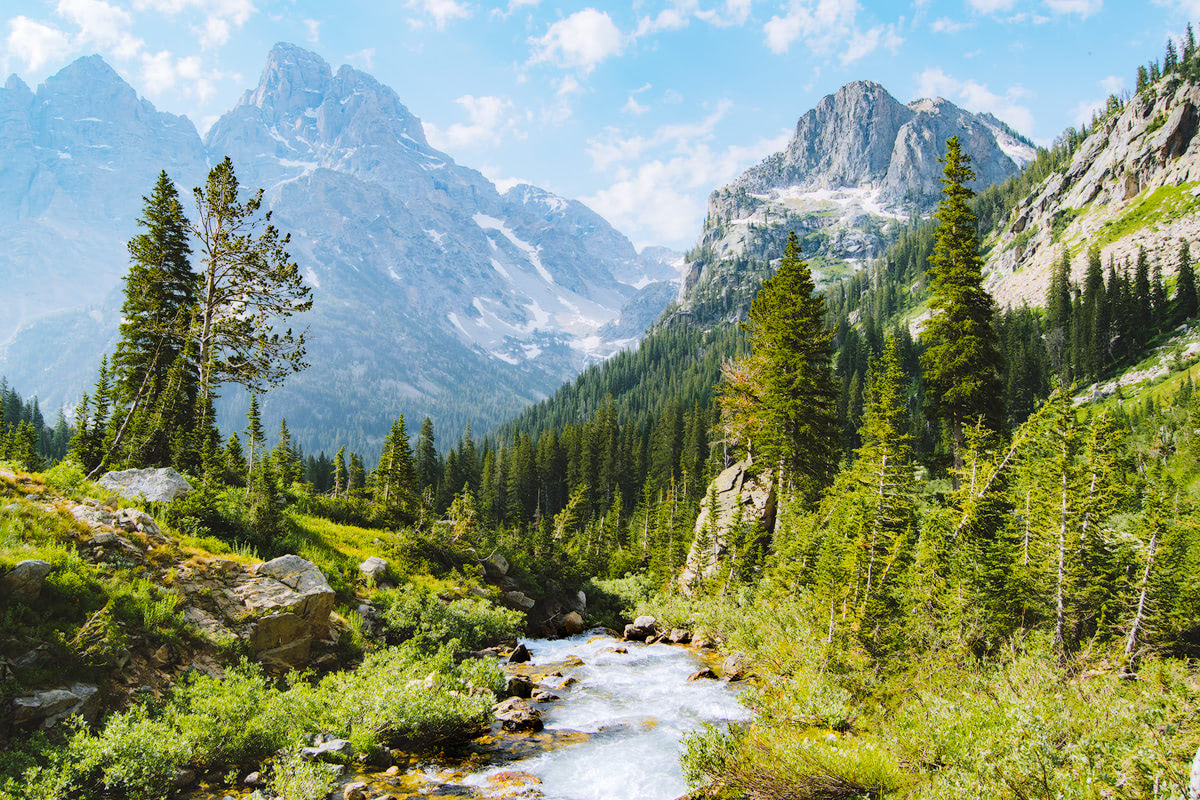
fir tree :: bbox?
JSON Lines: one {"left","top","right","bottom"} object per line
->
{"left": 718, "top": 230, "right": 839, "bottom": 493}
{"left": 244, "top": 394, "right": 265, "bottom": 492}
{"left": 920, "top": 136, "right": 1005, "bottom": 486}
{"left": 333, "top": 446, "right": 347, "bottom": 496}
{"left": 1175, "top": 239, "right": 1196, "bottom": 321}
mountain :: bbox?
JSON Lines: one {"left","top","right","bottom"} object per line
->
{"left": 678, "top": 80, "right": 1035, "bottom": 325}
{"left": 0, "top": 44, "right": 677, "bottom": 455}
{"left": 984, "top": 77, "right": 1200, "bottom": 306}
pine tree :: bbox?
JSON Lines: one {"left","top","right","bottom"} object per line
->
{"left": 1134, "top": 246, "right": 1152, "bottom": 347}
{"left": 191, "top": 157, "right": 312, "bottom": 402}
{"left": 415, "top": 417, "right": 439, "bottom": 495}
{"left": 244, "top": 394, "right": 265, "bottom": 492}
{"left": 1175, "top": 239, "right": 1197, "bottom": 321}
{"left": 920, "top": 136, "right": 1005, "bottom": 486}
{"left": 718, "top": 230, "right": 839, "bottom": 492}
{"left": 223, "top": 434, "right": 247, "bottom": 487}
{"left": 333, "top": 446, "right": 347, "bottom": 496}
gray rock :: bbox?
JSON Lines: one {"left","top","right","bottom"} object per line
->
{"left": 507, "top": 642, "right": 532, "bottom": 664}
{"left": 11, "top": 683, "right": 99, "bottom": 730}
{"left": 502, "top": 590, "right": 536, "bottom": 611}
{"left": 300, "top": 737, "right": 354, "bottom": 762}
{"left": 0, "top": 559, "right": 51, "bottom": 599}
{"left": 668, "top": 628, "right": 692, "bottom": 644}
{"left": 359, "top": 556, "right": 388, "bottom": 581}
{"left": 688, "top": 668, "right": 718, "bottom": 681}
{"left": 482, "top": 553, "right": 510, "bottom": 582}
{"left": 722, "top": 652, "right": 748, "bottom": 681}
{"left": 98, "top": 467, "right": 192, "bottom": 502}
{"left": 503, "top": 675, "right": 534, "bottom": 699}
{"left": 91, "top": 531, "right": 117, "bottom": 546}
{"left": 232, "top": 555, "right": 335, "bottom": 666}
{"left": 681, "top": 460, "right": 776, "bottom": 590}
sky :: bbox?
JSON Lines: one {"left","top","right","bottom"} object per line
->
{"left": 2, "top": 0, "right": 1198, "bottom": 251}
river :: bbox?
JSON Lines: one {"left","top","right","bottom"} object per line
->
{"left": 461, "top": 632, "right": 750, "bottom": 800}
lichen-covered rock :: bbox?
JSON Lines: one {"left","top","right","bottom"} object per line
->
{"left": 11, "top": 683, "right": 99, "bottom": 730}
{"left": 98, "top": 467, "right": 192, "bottom": 502}
{"left": 359, "top": 556, "right": 388, "bottom": 580}
{"left": 494, "top": 697, "right": 543, "bottom": 732}
{"left": 230, "top": 555, "right": 335, "bottom": 666}
{"left": 0, "top": 559, "right": 51, "bottom": 600}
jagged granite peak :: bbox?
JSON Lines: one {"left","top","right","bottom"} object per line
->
{"left": 675, "top": 79, "right": 1035, "bottom": 326}
{"left": 0, "top": 45, "right": 675, "bottom": 457}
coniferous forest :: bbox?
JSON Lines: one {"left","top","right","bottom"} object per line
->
{"left": 3, "top": 22, "right": 1200, "bottom": 800}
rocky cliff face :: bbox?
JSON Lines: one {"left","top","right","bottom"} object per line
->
{"left": 0, "top": 44, "right": 676, "bottom": 454}
{"left": 678, "top": 81, "right": 1033, "bottom": 326}
{"left": 984, "top": 78, "right": 1200, "bottom": 308}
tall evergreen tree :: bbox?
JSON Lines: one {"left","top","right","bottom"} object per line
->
{"left": 244, "top": 394, "right": 265, "bottom": 491}
{"left": 920, "top": 136, "right": 1005, "bottom": 485}
{"left": 719, "top": 231, "right": 839, "bottom": 493}
{"left": 1175, "top": 239, "right": 1197, "bottom": 321}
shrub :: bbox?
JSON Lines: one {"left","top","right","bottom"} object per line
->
{"left": 263, "top": 749, "right": 338, "bottom": 800}
{"left": 375, "top": 584, "right": 522, "bottom": 653}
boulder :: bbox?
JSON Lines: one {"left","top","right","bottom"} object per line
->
{"left": 623, "top": 615, "right": 657, "bottom": 641}
{"left": 482, "top": 553, "right": 510, "bottom": 582}
{"left": 502, "top": 590, "right": 536, "bottom": 611}
{"left": 722, "top": 652, "right": 748, "bottom": 681}
{"left": 232, "top": 555, "right": 335, "bottom": 667}
{"left": 494, "top": 697, "right": 543, "bottom": 732}
{"left": 98, "top": 467, "right": 192, "bottom": 502}
{"left": 11, "top": 683, "right": 100, "bottom": 730}
{"left": 359, "top": 556, "right": 388, "bottom": 581}
{"left": 301, "top": 737, "right": 354, "bottom": 762}
{"left": 343, "top": 782, "right": 368, "bottom": 800}
{"left": 668, "top": 628, "right": 692, "bottom": 644}
{"left": 504, "top": 675, "right": 534, "bottom": 699}
{"left": 507, "top": 642, "right": 532, "bottom": 664}
{"left": 687, "top": 668, "right": 719, "bottom": 681}
{"left": 561, "top": 611, "right": 585, "bottom": 636}
{"left": 0, "top": 559, "right": 51, "bottom": 600}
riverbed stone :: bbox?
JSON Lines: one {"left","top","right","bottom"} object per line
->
{"left": 722, "top": 652, "right": 748, "bottom": 681}
{"left": 623, "top": 615, "right": 657, "bottom": 641}
{"left": 668, "top": 628, "right": 692, "bottom": 644}
{"left": 504, "top": 675, "right": 534, "bottom": 699}
{"left": 561, "top": 611, "right": 585, "bottom": 635}
{"left": 494, "top": 697, "right": 543, "bottom": 732}
{"left": 508, "top": 642, "right": 532, "bottom": 663}
{"left": 688, "top": 668, "right": 719, "bottom": 681}
{"left": 343, "top": 782, "right": 368, "bottom": 800}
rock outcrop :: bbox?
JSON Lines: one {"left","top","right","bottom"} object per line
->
{"left": 985, "top": 78, "right": 1200, "bottom": 309}
{"left": 98, "top": 467, "right": 193, "bottom": 503}
{"left": 680, "top": 459, "right": 776, "bottom": 589}
{"left": 0, "top": 559, "right": 51, "bottom": 600}
{"left": 11, "top": 683, "right": 100, "bottom": 731}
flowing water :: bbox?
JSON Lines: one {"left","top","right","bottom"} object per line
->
{"left": 462, "top": 633, "right": 751, "bottom": 800}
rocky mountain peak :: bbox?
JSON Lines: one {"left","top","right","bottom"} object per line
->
{"left": 248, "top": 42, "right": 333, "bottom": 114}
{"left": 3, "top": 74, "right": 33, "bottom": 104}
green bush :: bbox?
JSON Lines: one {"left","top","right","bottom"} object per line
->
{"left": 375, "top": 584, "right": 522, "bottom": 653}
{"left": 262, "top": 749, "right": 338, "bottom": 800}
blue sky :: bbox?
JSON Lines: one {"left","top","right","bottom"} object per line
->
{"left": 2, "top": 0, "right": 1197, "bottom": 249}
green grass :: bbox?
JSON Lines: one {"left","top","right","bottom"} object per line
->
{"left": 1087, "top": 181, "right": 1200, "bottom": 250}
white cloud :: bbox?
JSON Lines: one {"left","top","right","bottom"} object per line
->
{"left": 1043, "top": 0, "right": 1102, "bottom": 15}
{"left": 530, "top": 8, "right": 623, "bottom": 72}
{"left": 583, "top": 120, "right": 790, "bottom": 247}
{"left": 5, "top": 16, "right": 71, "bottom": 71}
{"left": 140, "top": 48, "right": 230, "bottom": 102}
{"left": 585, "top": 100, "right": 732, "bottom": 172}
{"left": 967, "top": 0, "right": 1018, "bottom": 11}
{"left": 406, "top": 0, "right": 471, "bottom": 29}
{"left": 1152, "top": 0, "right": 1200, "bottom": 17}
{"left": 426, "top": 94, "right": 517, "bottom": 150}
{"left": 623, "top": 96, "right": 649, "bottom": 115}
{"left": 132, "top": 0, "right": 254, "bottom": 48}
{"left": 346, "top": 48, "right": 375, "bottom": 69}
{"left": 930, "top": 16, "right": 968, "bottom": 33}
{"left": 556, "top": 75, "right": 581, "bottom": 96}
{"left": 302, "top": 18, "right": 320, "bottom": 43}
{"left": 915, "top": 66, "right": 1034, "bottom": 134}
{"left": 697, "top": 0, "right": 753, "bottom": 27}
{"left": 57, "top": 0, "right": 142, "bottom": 59}
{"left": 635, "top": 2, "right": 694, "bottom": 37}
{"left": 1070, "top": 75, "right": 1125, "bottom": 126}
{"left": 480, "top": 164, "right": 530, "bottom": 192}
{"left": 763, "top": 0, "right": 898, "bottom": 62}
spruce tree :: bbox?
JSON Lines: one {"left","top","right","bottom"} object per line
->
{"left": 103, "top": 171, "right": 198, "bottom": 474}
{"left": 920, "top": 137, "right": 1005, "bottom": 485}
{"left": 1175, "top": 239, "right": 1197, "bottom": 321}
{"left": 333, "top": 446, "right": 347, "bottom": 496}
{"left": 415, "top": 417, "right": 439, "bottom": 495}
{"left": 719, "top": 230, "right": 839, "bottom": 492}
{"left": 244, "top": 394, "right": 265, "bottom": 492}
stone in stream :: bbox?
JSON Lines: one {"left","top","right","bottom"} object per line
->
{"left": 494, "top": 697, "right": 544, "bottom": 732}
{"left": 623, "top": 615, "right": 657, "bottom": 641}
{"left": 561, "top": 610, "right": 585, "bottom": 635}
{"left": 668, "top": 628, "right": 692, "bottom": 644}
{"left": 507, "top": 642, "right": 532, "bottom": 663}
{"left": 722, "top": 652, "right": 749, "bottom": 681}
{"left": 504, "top": 675, "right": 534, "bottom": 698}
{"left": 688, "top": 668, "right": 719, "bottom": 681}
{"left": 342, "top": 782, "right": 368, "bottom": 800}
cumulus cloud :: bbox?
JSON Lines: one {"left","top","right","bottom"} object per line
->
{"left": 1043, "top": 0, "right": 1102, "bottom": 15}
{"left": 930, "top": 16, "right": 969, "bottom": 33}
{"left": 623, "top": 96, "right": 649, "bottom": 115}
{"left": 583, "top": 120, "right": 790, "bottom": 248}
{"left": 763, "top": 0, "right": 901, "bottom": 62}
{"left": 1070, "top": 74, "right": 1125, "bottom": 125}
{"left": 967, "top": 0, "right": 1018, "bottom": 11}
{"left": 426, "top": 94, "right": 518, "bottom": 150}
{"left": 406, "top": 0, "right": 471, "bottom": 29}
{"left": 57, "top": 0, "right": 142, "bottom": 59}
{"left": 5, "top": 16, "right": 72, "bottom": 71}
{"left": 346, "top": 48, "right": 375, "bottom": 69}
{"left": 1152, "top": 0, "right": 1200, "bottom": 16}
{"left": 302, "top": 18, "right": 320, "bottom": 43}
{"left": 132, "top": 0, "right": 255, "bottom": 48}
{"left": 916, "top": 67, "right": 1034, "bottom": 134}
{"left": 140, "top": 48, "right": 232, "bottom": 102}
{"left": 530, "top": 8, "right": 623, "bottom": 72}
